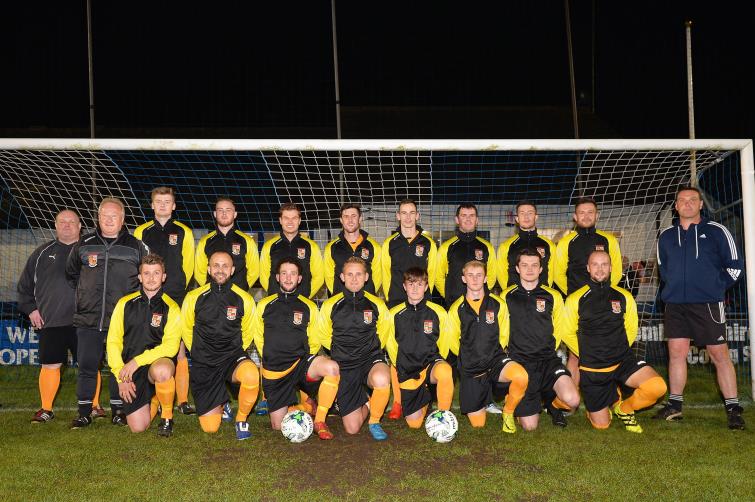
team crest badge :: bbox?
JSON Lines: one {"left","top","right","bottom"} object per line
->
{"left": 231, "top": 243, "right": 241, "bottom": 255}
{"left": 423, "top": 320, "right": 434, "bottom": 334}
{"left": 485, "top": 310, "right": 495, "bottom": 324}
{"left": 595, "top": 244, "right": 605, "bottom": 252}
{"left": 293, "top": 311, "right": 303, "bottom": 325}
{"left": 611, "top": 300, "right": 622, "bottom": 314}
{"left": 360, "top": 248, "right": 370, "bottom": 260}
{"left": 536, "top": 246, "right": 546, "bottom": 258}
{"left": 150, "top": 313, "right": 163, "bottom": 328}
{"left": 168, "top": 233, "right": 178, "bottom": 246}
{"left": 226, "top": 306, "right": 238, "bottom": 320}
{"left": 87, "top": 254, "right": 98, "bottom": 268}
{"left": 297, "top": 247, "right": 306, "bottom": 260}
{"left": 536, "top": 298, "right": 546, "bottom": 313}
{"left": 474, "top": 248, "right": 484, "bottom": 261}
{"left": 415, "top": 244, "right": 425, "bottom": 257}
{"left": 363, "top": 310, "right": 373, "bottom": 324}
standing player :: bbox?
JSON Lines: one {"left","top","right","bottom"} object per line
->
{"left": 323, "top": 203, "right": 382, "bottom": 295}
{"left": 134, "top": 186, "right": 196, "bottom": 415}
{"left": 181, "top": 251, "right": 260, "bottom": 440}
{"left": 386, "top": 267, "right": 454, "bottom": 429}
{"left": 18, "top": 209, "right": 81, "bottom": 423}
{"left": 561, "top": 251, "right": 667, "bottom": 433}
{"left": 497, "top": 201, "right": 556, "bottom": 288}
{"left": 447, "top": 261, "right": 529, "bottom": 433}
{"left": 66, "top": 198, "right": 149, "bottom": 429}
{"left": 106, "top": 254, "right": 180, "bottom": 436}
{"left": 316, "top": 257, "right": 392, "bottom": 440}
{"left": 260, "top": 203, "right": 324, "bottom": 298}
{"left": 655, "top": 186, "right": 744, "bottom": 429}
{"left": 195, "top": 197, "right": 259, "bottom": 291}
{"left": 436, "top": 203, "right": 496, "bottom": 307}
{"left": 252, "top": 258, "right": 340, "bottom": 440}
{"left": 500, "top": 249, "right": 580, "bottom": 430}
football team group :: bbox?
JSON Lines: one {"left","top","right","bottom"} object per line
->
{"left": 17, "top": 185, "right": 745, "bottom": 442}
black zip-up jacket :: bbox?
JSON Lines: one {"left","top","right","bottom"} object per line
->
{"left": 134, "top": 218, "right": 194, "bottom": 303}
{"left": 66, "top": 227, "right": 149, "bottom": 331}
{"left": 17, "top": 240, "right": 76, "bottom": 328}
{"left": 436, "top": 230, "right": 496, "bottom": 306}
{"left": 554, "top": 226, "right": 622, "bottom": 295}
{"left": 260, "top": 232, "right": 323, "bottom": 298}
{"left": 500, "top": 283, "right": 563, "bottom": 362}
{"left": 497, "top": 229, "right": 556, "bottom": 288}
{"left": 386, "top": 299, "right": 449, "bottom": 381}
{"left": 381, "top": 226, "right": 437, "bottom": 307}
{"left": 448, "top": 294, "right": 507, "bottom": 376}
{"left": 323, "top": 229, "right": 382, "bottom": 295}
{"left": 195, "top": 224, "right": 259, "bottom": 291}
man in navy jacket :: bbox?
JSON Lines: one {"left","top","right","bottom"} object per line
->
{"left": 655, "top": 186, "right": 744, "bottom": 429}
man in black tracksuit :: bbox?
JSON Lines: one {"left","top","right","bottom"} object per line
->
{"left": 66, "top": 198, "right": 149, "bottom": 429}
{"left": 497, "top": 201, "right": 556, "bottom": 289}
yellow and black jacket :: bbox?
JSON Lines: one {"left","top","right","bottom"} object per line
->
{"left": 180, "top": 280, "right": 255, "bottom": 366}
{"left": 497, "top": 229, "right": 556, "bottom": 289}
{"left": 561, "top": 281, "right": 638, "bottom": 370}
{"left": 381, "top": 226, "right": 437, "bottom": 307}
{"left": 106, "top": 289, "right": 181, "bottom": 383}
{"left": 252, "top": 291, "right": 320, "bottom": 372}
{"left": 554, "top": 226, "right": 622, "bottom": 295}
{"left": 499, "top": 283, "right": 563, "bottom": 363}
{"left": 134, "top": 218, "right": 194, "bottom": 303}
{"left": 447, "top": 294, "right": 508, "bottom": 377}
{"left": 316, "top": 289, "right": 390, "bottom": 370}
{"left": 436, "top": 230, "right": 496, "bottom": 306}
{"left": 386, "top": 299, "right": 450, "bottom": 382}
{"left": 195, "top": 225, "right": 259, "bottom": 291}
{"left": 323, "top": 229, "right": 382, "bottom": 295}
{"left": 260, "top": 232, "right": 323, "bottom": 298}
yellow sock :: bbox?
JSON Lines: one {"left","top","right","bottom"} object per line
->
{"left": 150, "top": 395, "right": 160, "bottom": 421}
{"left": 156, "top": 377, "right": 175, "bottom": 420}
{"left": 199, "top": 413, "right": 222, "bottom": 433}
{"left": 368, "top": 386, "right": 390, "bottom": 424}
{"left": 468, "top": 411, "right": 487, "bottom": 428}
{"left": 93, "top": 370, "right": 102, "bottom": 408}
{"left": 405, "top": 406, "right": 428, "bottom": 429}
{"left": 588, "top": 413, "right": 610, "bottom": 429}
{"left": 235, "top": 362, "right": 259, "bottom": 422}
{"left": 390, "top": 365, "right": 401, "bottom": 405}
{"left": 502, "top": 362, "right": 529, "bottom": 414}
{"left": 315, "top": 375, "right": 339, "bottom": 423}
{"left": 432, "top": 362, "right": 454, "bottom": 411}
{"left": 175, "top": 358, "right": 189, "bottom": 404}
{"left": 39, "top": 367, "right": 60, "bottom": 410}
{"left": 621, "top": 376, "right": 667, "bottom": 413}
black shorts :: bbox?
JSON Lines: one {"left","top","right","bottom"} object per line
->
{"left": 262, "top": 355, "right": 321, "bottom": 413}
{"left": 399, "top": 359, "right": 445, "bottom": 416}
{"left": 579, "top": 352, "right": 648, "bottom": 413}
{"left": 123, "top": 366, "right": 154, "bottom": 416}
{"left": 459, "top": 357, "right": 512, "bottom": 415}
{"left": 190, "top": 350, "right": 251, "bottom": 416}
{"left": 514, "top": 356, "right": 571, "bottom": 417}
{"left": 39, "top": 326, "right": 77, "bottom": 365}
{"left": 336, "top": 351, "right": 387, "bottom": 417}
{"left": 665, "top": 303, "right": 727, "bottom": 347}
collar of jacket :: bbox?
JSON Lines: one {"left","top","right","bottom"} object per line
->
{"left": 394, "top": 225, "right": 424, "bottom": 236}
{"left": 588, "top": 278, "right": 610, "bottom": 290}
{"left": 153, "top": 217, "right": 175, "bottom": 229}
{"left": 210, "top": 279, "right": 232, "bottom": 293}
{"left": 576, "top": 226, "right": 597, "bottom": 236}
{"left": 140, "top": 288, "right": 163, "bottom": 305}
{"left": 278, "top": 288, "right": 298, "bottom": 301}
{"left": 456, "top": 229, "right": 477, "bottom": 242}
{"left": 345, "top": 289, "right": 366, "bottom": 301}
{"left": 215, "top": 223, "right": 236, "bottom": 236}
{"left": 96, "top": 226, "right": 128, "bottom": 243}
{"left": 407, "top": 298, "right": 427, "bottom": 311}
{"left": 517, "top": 228, "right": 539, "bottom": 238}
{"left": 339, "top": 229, "right": 369, "bottom": 242}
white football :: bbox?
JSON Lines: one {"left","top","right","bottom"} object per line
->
{"left": 424, "top": 409, "right": 458, "bottom": 443}
{"left": 281, "top": 410, "right": 313, "bottom": 443}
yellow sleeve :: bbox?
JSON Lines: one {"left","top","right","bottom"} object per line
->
{"left": 545, "top": 286, "right": 565, "bottom": 348}
{"left": 133, "top": 295, "right": 182, "bottom": 367}
{"left": 259, "top": 237, "right": 275, "bottom": 293}
{"left": 602, "top": 231, "right": 623, "bottom": 287}
{"left": 239, "top": 231, "right": 259, "bottom": 289}
{"left": 236, "top": 287, "right": 256, "bottom": 351}
{"left": 251, "top": 295, "right": 272, "bottom": 358}
{"left": 385, "top": 304, "right": 403, "bottom": 365}
{"left": 545, "top": 236, "right": 557, "bottom": 287}
{"left": 561, "top": 289, "right": 582, "bottom": 356}
{"left": 554, "top": 232, "right": 573, "bottom": 294}
{"left": 495, "top": 294, "right": 510, "bottom": 349}
{"left": 426, "top": 235, "right": 438, "bottom": 293}
{"left": 483, "top": 238, "right": 497, "bottom": 291}
{"left": 176, "top": 222, "right": 195, "bottom": 287}
{"left": 368, "top": 237, "right": 382, "bottom": 293}
{"left": 381, "top": 235, "right": 394, "bottom": 299}
{"left": 194, "top": 234, "right": 210, "bottom": 287}
{"left": 106, "top": 298, "right": 128, "bottom": 384}
{"left": 315, "top": 296, "right": 338, "bottom": 350}
{"left": 302, "top": 296, "right": 321, "bottom": 355}
{"left": 617, "top": 286, "right": 639, "bottom": 346}
{"left": 133, "top": 221, "right": 149, "bottom": 242}
{"left": 306, "top": 238, "right": 324, "bottom": 298}
{"left": 180, "top": 289, "right": 200, "bottom": 352}
{"left": 435, "top": 239, "right": 450, "bottom": 299}
{"left": 372, "top": 294, "right": 391, "bottom": 348}
{"left": 496, "top": 239, "right": 512, "bottom": 289}
{"left": 428, "top": 301, "right": 452, "bottom": 359}
{"left": 446, "top": 297, "right": 463, "bottom": 356}
{"left": 323, "top": 239, "right": 337, "bottom": 294}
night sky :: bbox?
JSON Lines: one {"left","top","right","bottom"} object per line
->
{"left": 3, "top": 1, "right": 754, "bottom": 140}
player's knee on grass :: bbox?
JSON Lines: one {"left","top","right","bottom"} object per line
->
{"left": 199, "top": 412, "right": 222, "bottom": 433}
{"left": 269, "top": 407, "right": 287, "bottom": 430}
{"left": 519, "top": 415, "right": 539, "bottom": 431}
{"left": 405, "top": 406, "right": 427, "bottom": 429}
{"left": 342, "top": 408, "right": 366, "bottom": 435}
{"left": 587, "top": 410, "right": 611, "bottom": 430}
{"left": 468, "top": 410, "right": 486, "bottom": 428}
{"left": 127, "top": 406, "right": 152, "bottom": 433}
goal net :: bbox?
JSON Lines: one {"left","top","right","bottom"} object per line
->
{"left": 0, "top": 139, "right": 752, "bottom": 397}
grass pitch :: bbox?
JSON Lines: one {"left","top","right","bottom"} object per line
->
{"left": 1, "top": 366, "right": 752, "bottom": 501}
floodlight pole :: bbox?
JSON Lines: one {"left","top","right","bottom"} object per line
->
{"left": 686, "top": 21, "right": 697, "bottom": 186}
{"left": 86, "top": 0, "right": 98, "bottom": 227}
{"left": 331, "top": 0, "right": 346, "bottom": 205}
{"left": 565, "top": 0, "right": 579, "bottom": 139}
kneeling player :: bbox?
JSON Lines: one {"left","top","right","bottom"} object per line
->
{"left": 500, "top": 249, "right": 579, "bottom": 430}
{"left": 562, "top": 251, "right": 667, "bottom": 433}
{"left": 181, "top": 251, "right": 260, "bottom": 440}
{"left": 448, "top": 261, "right": 529, "bottom": 433}
{"left": 317, "top": 257, "right": 392, "bottom": 440}
{"left": 253, "top": 258, "right": 340, "bottom": 439}
{"left": 106, "top": 254, "right": 181, "bottom": 436}
{"left": 386, "top": 267, "right": 454, "bottom": 429}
